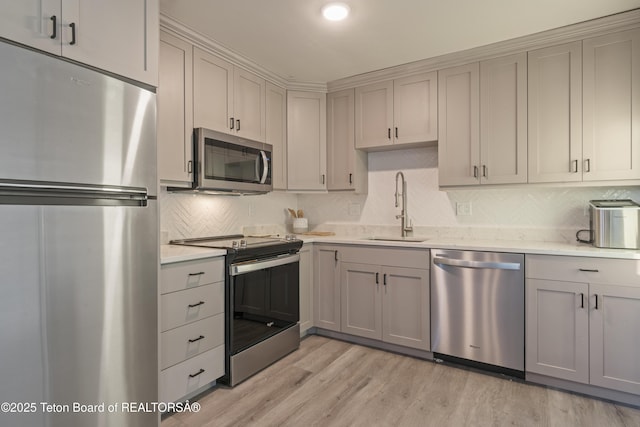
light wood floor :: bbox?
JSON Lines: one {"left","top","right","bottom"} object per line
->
{"left": 163, "top": 335, "right": 640, "bottom": 427}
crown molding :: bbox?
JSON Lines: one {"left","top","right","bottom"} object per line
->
{"left": 160, "top": 14, "right": 326, "bottom": 92}
{"left": 328, "top": 8, "right": 640, "bottom": 91}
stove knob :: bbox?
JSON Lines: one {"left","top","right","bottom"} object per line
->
{"left": 232, "top": 240, "right": 239, "bottom": 249}
{"left": 240, "top": 239, "right": 247, "bottom": 248}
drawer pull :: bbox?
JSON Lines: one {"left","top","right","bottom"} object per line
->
{"left": 189, "top": 368, "right": 205, "bottom": 378}
{"left": 188, "top": 301, "right": 205, "bottom": 308}
{"left": 188, "top": 272, "right": 205, "bottom": 277}
{"left": 188, "top": 335, "right": 205, "bottom": 343}
{"left": 580, "top": 293, "right": 584, "bottom": 308}
{"left": 594, "top": 294, "right": 599, "bottom": 310}
{"left": 579, "top": 268, "right": 599, "bottom": 273}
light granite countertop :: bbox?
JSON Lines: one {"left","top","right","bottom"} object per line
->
{"left": 160, "top": 244, "right": 226, "bottom": 264}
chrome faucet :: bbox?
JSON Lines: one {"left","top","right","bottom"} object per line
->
{"left": 395, "top": 171, "right": 413, "bottom": 237}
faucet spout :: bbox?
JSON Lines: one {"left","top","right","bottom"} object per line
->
{"left": 394, "top": 171, "right": 413, "bottom": 237}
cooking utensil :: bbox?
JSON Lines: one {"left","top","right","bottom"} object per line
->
{"left": 297, "top": 209, "right": 303, "bottom": 218}
{"left": 287, "top": 208, "right": 297, "bottom": 218}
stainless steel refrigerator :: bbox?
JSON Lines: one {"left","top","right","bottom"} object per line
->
{"left": 0, "top": 40, "right": 158, "bottom": 426}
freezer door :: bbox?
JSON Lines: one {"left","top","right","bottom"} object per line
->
{"left": 0, "top": 201, "right": 158, "bottom": 427}
{"left": 0, "top": 40, "right": 156, "bottom": 194}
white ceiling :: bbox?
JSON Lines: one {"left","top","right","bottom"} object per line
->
{"left": 159, "top": 0, "right": 640, "bottom": 84}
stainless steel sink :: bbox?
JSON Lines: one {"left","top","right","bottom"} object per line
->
{"left": 365, "top": 236, "right": 428, "bottom": 242}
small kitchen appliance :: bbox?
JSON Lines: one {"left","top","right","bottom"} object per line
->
{"left": 577, "top": 200, "right": 640, "bottom": 249}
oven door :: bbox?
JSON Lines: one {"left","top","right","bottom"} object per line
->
{"left": 229, "top": 253, "right": 299, "bottom": 355}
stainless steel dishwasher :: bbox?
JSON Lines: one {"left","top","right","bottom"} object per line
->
{"left": 431, "top": 249, "right": 525, "bottom": 377}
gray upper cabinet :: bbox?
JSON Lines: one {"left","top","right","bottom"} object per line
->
{"left": 528, "top": 42, "right": 583, "bottom": 183}
{"left": 439, "top": 54, "right": 528, "bottom": 187}
{"left": 355, "top": 72, "right": 437, "bottom": 150}
{"left": 437, "top": 63, "right": 480, "bottom": 186}
{"left": 479, "top": 53, "right": 528, "bottom": 185}
{"left": 582, "top": 29, "right": 640, "bottom": 181}
{"left": 327, "top": 89, "right": 368, "bottom": 193}
{"left": 266, "top": 82, "right": 288, "bottom": 190}
{"left": 0, "top": 0, "right": 158, "bottom": 86}
{"left": 158, "top": 31, "right": 193, "bottom": 187}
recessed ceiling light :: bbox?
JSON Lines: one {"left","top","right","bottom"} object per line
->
{"left": 322, "top": 3, "right": 350, "bottom": 21}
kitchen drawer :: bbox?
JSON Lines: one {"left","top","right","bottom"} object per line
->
{"left": 161, "top": 314, "right": 224, "bottom": 369}
{"left": 160, "top": 257, "right": 225, "bottom": 294}
{"left": 160, "top": 345, "right": 225, "bottom": 403}
{"left": 161, "top": 282, "right": 224, "bottom": 332}
{"left": 340, "top": 245, "right": 430, "bottom": 269}
{"left": 526, "top": 255, "right": 640, "bottom": 286}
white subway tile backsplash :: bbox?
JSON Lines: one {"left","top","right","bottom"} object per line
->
{"left": 161, "top": 146, "right": 640, "bottom": 241}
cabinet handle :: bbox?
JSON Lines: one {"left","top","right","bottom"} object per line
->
{"left": 473, "top": 166, "right": 479, "bottom": 178}
{"left": 482, "top": 165, "right": 487, "bottom": 178}
{"left": 334, "top": 250, "right": 338, "bottom": 262}
{"left": 395, "top": 127, "right": 398, "bottom": 138}
{"left": 579, "top": 268, "right": 599, "bottom": 273}
{"left": 188, "top": 271, "right": 205, "bottom": 277}
{"left": 594, "top": 294, "right": 599, "bottom": 310}
{"left": 572, "top": 159, "right": 578, "bottom": 173}
{"left": 584, "top": 159, "right": 591, "bottom": 173}
{"left": 188, "top": 301, "right": 205, "bottom": 308}
{"left": 579, "top": 293, "right": 584, "bottom": 308}
{"left": 50, "top": 15, "right": 57, "bottom": 39}
{"left": 236, "top": 119, "right": 241, "bottom": 131}
{"left": 375, "top": 272, "right": 379, "bottom": 284}
{"left": 188, "top": 335, "right": 205, "bottom": 343}
{"left": 189, "top": 368, "right": 205, "bottom": 378}
{"left": 187, "top": 160, "right": 193, "bottom": 174}
{"left": 230, "top": 117, "right": 235, "bottom": 130}
{"left": 388, "top": 128, "right": 391, "bottom": 139}
{"left": 69, "top": 22, "right": 76, "bottom": 45}
{"left": 321, "top": 174, "right": 325, "bottom": 185}
{"left": 349, "top": 173, "right": 353, "bottom": 184}
{"left": 383, "top": 273, "right": 387, "bottom": 286}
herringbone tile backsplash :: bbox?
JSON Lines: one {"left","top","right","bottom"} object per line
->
{"left": 161, "top": 146, "right": 640, "bottom": 242}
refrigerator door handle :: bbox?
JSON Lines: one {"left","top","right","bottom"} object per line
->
{"left": 0, "top": 180, "right": 150, "bottom": 206}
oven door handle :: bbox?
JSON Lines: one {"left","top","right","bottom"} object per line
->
{"left": 230, "top": 253, "right": 300, "bottom": 276}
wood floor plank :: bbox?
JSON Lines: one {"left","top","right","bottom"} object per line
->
{"left": 162, "top": 336, "right": 640, "bottom": 427}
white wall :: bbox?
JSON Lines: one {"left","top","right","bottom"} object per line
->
{"left": 161, "top": 146, "right": 640, "bottom": 241}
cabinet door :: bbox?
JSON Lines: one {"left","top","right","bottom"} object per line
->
{"left": 438, "top": 63, "right": 480, "bottom": 186}
{"left": 287, "top": 90, "right": 327, "bottom": 191}
{"left": 234, "top": 68, "right": 265, "bottom": 142}
{"left": 382, "top": 266, "right": 430, "bottom": 351}
{"left": 355, "top": 80, "right": 393, "bottom": 149}
{"left": 589, "top": 283, "right": 640, "bottom": 395}
{"left": 313, "top": 246, "right": 341, "bottom": 331}
{"left": 341, "top": 262, "right": 382, "bottom": 340}
{"left": 583, "top": 29, "right": 640, "bottom": 181}
{"left": 158, "top": 31, "right": 193, "bottom": 186}
{"left": 0, "top": 0, "right": 60, "bottom": 55}
{"left": 528, "top": 42, "right": 582, "bottom": 183}
{"left": 480, "top": 53, "right": 528, "bottom": 184}
{"left": 327, "top": 89, "right": 355, "bottom": 190}
{"left": 193, "top": 47, "right": 234, "bottom": 133}
{"left": 62, "top": 0, "right": 158, "bottom": 86}
{"left": 266, "top": 82, "right": 287, "bottom": 190}
{"left": 525, "top": 279, "right": 589, "bottom": 383}
{"left": 299, "top": 244, "right": 314, "bottom": 335}
{"left": 394, "top": 72, "right": 438, "bottom": 145}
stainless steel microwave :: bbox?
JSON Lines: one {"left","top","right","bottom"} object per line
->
{"left": 192, "top": 128, "right": 272, "bottom": 194}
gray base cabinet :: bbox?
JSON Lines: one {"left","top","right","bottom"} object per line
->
{"left": 313, "top": 245, "right": 342, "bottom": 331}
{"left": 340, "top": 246, "right": 430, "bottom": 351}
{"left": 526, "top": 255, "right": 640, "bottom": 396}
{"left": 299, "top": 243, "right": 314, "bottom": 335}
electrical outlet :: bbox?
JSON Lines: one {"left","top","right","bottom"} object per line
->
{"left": 456, "top": 201, "right": 472, "bottom": 216}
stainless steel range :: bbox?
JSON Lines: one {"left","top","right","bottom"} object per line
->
{"left": 171, "top": 234, "right": 303, "bottom": 386}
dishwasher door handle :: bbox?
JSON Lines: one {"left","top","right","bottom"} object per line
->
{"left": 433, "top": 256, "right": 521, "bottom": 270}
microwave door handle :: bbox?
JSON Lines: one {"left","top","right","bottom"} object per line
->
{"left": 255, "top": 153, "right": 261, "bottom": 183}
{"left": 259, "top": 150, "right": 269, "bottom": 184}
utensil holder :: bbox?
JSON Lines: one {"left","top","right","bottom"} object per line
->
{"left": 293, "top": 218, "right": 308, "bottom": 234}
